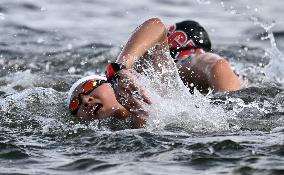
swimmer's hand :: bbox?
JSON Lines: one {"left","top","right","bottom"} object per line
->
{"left": 114, "top": 69, "right": 151, "bottom": 128}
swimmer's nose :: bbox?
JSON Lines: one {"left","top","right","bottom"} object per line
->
{"left": 81, "top": 95, "right": 95, "bottom": 108}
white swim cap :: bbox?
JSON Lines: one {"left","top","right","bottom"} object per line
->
{"left": 66, "top": 75, "right": 106, "bottom": 106}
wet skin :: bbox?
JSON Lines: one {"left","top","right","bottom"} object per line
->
{"left": 71, "top": 81, "right": 129, "bottom": 121}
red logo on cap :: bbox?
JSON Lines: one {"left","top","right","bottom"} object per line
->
{"left": 168, "top": 24, "right": 199, "bottom": 60}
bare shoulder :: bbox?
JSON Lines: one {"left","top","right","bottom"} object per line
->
{"left": 195, "top": 52, "right": 222, "bottom": 62}
{"left": 189, "top": 52, "right": 228, "bottom": 68}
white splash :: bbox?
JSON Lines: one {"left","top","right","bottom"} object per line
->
{"left": 135, "top": 50, "right": 230, "bottom": 132}
{"left": 250, "top": 17, "right": 284, "bottom": 85}
{"left": 214, "top": 0, "right": 284, "bottom": 85}
{"left": 0, "top": 70, "right": 38, "bottom": 94}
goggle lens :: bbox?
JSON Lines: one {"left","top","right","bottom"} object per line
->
{"left": 82, "top": 81, "right": 97, "bottom": 94}
{"left": 69, "top": 98, "right": 80, "bottom": 112}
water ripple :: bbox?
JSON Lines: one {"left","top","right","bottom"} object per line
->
{"left": 0, "top": 142, "right": 29, "bottom": 159}
{"left": 56, "top": 158, "right": 119, "bottom": 172}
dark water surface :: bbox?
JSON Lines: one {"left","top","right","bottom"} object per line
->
{"left": 0, "top": 0, "right": 284, "bottom": 174}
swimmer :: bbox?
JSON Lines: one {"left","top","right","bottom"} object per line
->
{"left": 67, "top": 18, "right": 241, "bottom": 128}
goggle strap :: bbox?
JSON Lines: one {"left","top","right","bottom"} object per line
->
{"left": 106, "top": 63, "right": 126, "bottom": 81}
{"left": 171, "top": 45, "right": 198, "bottom": 52}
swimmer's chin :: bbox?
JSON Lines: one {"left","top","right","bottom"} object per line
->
{"left": 109, "top": 107, "right": 130, "bottom": 120}
{"left": 89, "top": 107, "right": 129, "bottom": 120}
{"left": 77, "top": 106, "right": 130, "bottom": 121}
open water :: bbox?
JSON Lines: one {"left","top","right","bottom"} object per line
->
{"left": 0, "top": 0, "right": 284, "bottom": 174}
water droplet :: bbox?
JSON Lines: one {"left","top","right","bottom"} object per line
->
{"left": 67, "top": 44, "right": 73, "bottom": 50}
{"left": 0, "top": 13, "right": 5, "bottom": 20}
{"left": 37, "top": 38, "right": 44, "bottom": 43}
{"left": 68, "top": 67, "right": 76, "bottom": 74}
{"left": 40, "top": 7, "right": 46, "bottom": 11}
{"left": 208, "top": 146, "right": 214, "bottom": 154}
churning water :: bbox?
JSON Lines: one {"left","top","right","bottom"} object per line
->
{"left": 0, "top": 0, "right": 284, "bottom": 174}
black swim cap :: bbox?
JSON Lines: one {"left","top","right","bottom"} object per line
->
{"left": 168, "top": 20, "right": 211, "bottom": 60}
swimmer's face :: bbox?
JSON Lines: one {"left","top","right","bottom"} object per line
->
{"left": 70, "top": 80, "right": 129, "bottom": 120}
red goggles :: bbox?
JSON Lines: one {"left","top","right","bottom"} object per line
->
{"left": 69, "top": 79, "right": 105, "bottom": 114}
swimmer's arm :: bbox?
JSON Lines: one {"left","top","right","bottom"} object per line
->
{"left": 116, "top": 17, "right": 168, "bottom": 69}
